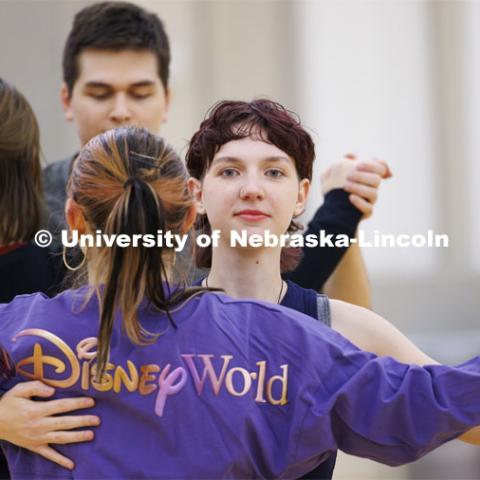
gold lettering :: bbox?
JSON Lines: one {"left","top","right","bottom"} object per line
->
{"left": 81, "top": 361, "right": 91, "bottom": 390}
{"left": 113, "top": 361, "right": 139, "bottom": 393}
{"left": 266, "top": 364, "right": 288, "bottom": 405}
{"left": 254, "top": 361, "right": 267, "bottom": 403}
{"left": 14, "top": 329, "right": 80, "bottom": 388}
{"left": 139, "top": 364, "right": 160, "bottom": 395}
{"left": 77, "top": 338, "right": 98, "bottom": 391}
{"left": 90, "top": 363, "right": 114, "bottom": 392}
{"left": 225, "top": 367, "right": 252, "bottom": 396}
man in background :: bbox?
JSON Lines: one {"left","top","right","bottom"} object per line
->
{"left": 44, "top": 1, "right": 388, "bottom": 303}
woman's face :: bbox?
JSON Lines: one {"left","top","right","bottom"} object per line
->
{"left": 190, "top": 136, "right": 310, "bottom": 244}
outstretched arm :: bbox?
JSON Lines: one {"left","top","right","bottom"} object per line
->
{"left": 329, "top": 299, "right": 480, "bottom": 445}
{"left": 291, "top": 319, "right": 480, "bottom": 471}
{"left": 0, "top": 381, "right": 99, "bottom": 470}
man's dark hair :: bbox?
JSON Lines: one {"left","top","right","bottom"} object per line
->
{"left": 62, "top": 1, "right": 171, "bottom": 95}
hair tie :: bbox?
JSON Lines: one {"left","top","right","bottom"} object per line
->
{"left": 123, "top": 177, "right": 138, "bottom": 189}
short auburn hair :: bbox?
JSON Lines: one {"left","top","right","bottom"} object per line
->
{"left": 185, "top": 99, "right": 315, "bottom": 270}
{"left": 186, "top": 99, "right": 314, "bottom": 182}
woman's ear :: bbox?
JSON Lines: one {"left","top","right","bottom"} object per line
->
{"left": 294, "top": 179, "right": 310, "bottom": 216}
{"left": 182, "top": 204, "right": 197, "bottom": 233}
{"left": 187, "top": 177, "right": 206, "bottom": 215}
{"left": 65, "top": 198, "right": 87, "bottom": 234}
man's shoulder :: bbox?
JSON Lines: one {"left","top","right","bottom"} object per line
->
{"left": 42, "top": 155, "right": 76, "bottom": 233}
{"left": 43, "top": 156, "right": 74, "bottom": 187}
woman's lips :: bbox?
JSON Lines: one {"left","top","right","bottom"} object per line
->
{"left": 234, "top": 210, "right": 270, "bottom": 222}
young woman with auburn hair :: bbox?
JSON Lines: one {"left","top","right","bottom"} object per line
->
{"left": 1, "top": 126, "right": 480, "bottom": 478}
{"left": 185, "top": 99, "right": 480, "bottom": 478}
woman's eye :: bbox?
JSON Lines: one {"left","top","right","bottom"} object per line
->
{"left": 220, "top": 168, "right": 239, "bottom": 177}
{"left": 266, "top": 169, "right": 285, "bottom": 178}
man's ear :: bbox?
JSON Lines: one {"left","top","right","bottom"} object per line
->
{"left": 162, "top": 88, "right": 172, "bottom": 124}
{"left": 65, "top": 198, "right": 87, "bottom": 234}
{"left": 294, "top": 179, "right": 310, "bottom": 216}
{"left": 187, "top": 177, "right": 206, "bottom": 215}
{"left": 60, "top": 82, "right": 74, "bottom": 122}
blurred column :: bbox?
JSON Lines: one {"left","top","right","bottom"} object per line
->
{"left": 294, "top": 0, "right": 440, "bottom": 277}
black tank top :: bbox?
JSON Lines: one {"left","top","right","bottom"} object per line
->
{"left": 281, "top": 280, "right": 337, "bottom": 480}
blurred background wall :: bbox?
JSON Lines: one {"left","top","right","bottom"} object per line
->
{"left": 1, "top": 0, "right": 479, "bottom": 477}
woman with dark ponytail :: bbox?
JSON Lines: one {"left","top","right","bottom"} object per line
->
{"left": 64, "top": 126, "right": 200, "bottom": 379}
{"left": 1, "top": 126, "right": 480, "bottom": 478}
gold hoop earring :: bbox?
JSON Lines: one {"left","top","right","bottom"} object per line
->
{"left": 62, "top": 246, "right": 86, "bottom": 272}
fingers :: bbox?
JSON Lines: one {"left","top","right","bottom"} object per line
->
{"left": 356, "top": 159, "right": 392, "bottom": 179}
{"left": 44, "top": 414, "right": 100, "bottom": 432}
{"left": 344, "top": 182, "right": 378, "bottom": 204}
{"left": 41, "top": 397, "right": 95, "bottom": 417}
{"left": 33, "top": 445, "right": 74, "bottom": 470}
{"left": 348, "top": 194, "right": 373, "bottom": 218}
{"left": 374, "top": 157, "right": 393, "bottom": 178}
{"left": 346, "top": 171, "right": 381, "bottom": 188}
{"left": 44, "top": 429, "right": 95, "bottom": 445}
{"left": 8, "top": 381, "right": 54, "bottom": 399}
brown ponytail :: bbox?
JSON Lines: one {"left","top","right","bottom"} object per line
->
{"left": 68, "top": 127, "right": 203, "bottom": 378}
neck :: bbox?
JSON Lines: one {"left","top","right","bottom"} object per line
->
{"left": 207, "top": 241, "right": 285, "bottom": 303}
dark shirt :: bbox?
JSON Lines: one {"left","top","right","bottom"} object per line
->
{"left": 281, "top": 281, "right": 337, "bottom": 480}
{"left": 0, "top": 242, "right": 62, "bottom": 304}
{"left": 43, "top": 156, "right": 73, "bottom": 238}
{"left": 285, "top": 189, "right": 362, "bottom": 291}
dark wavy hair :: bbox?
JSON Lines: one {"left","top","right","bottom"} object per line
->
{"left": 186, "top": 99, "right": 315, "bottom": 269}
{"left": 63, "top": 2, "right": 171, "bottom": 95}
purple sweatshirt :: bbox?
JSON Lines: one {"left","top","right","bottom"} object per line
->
{"left": 0, "top": 288, "right": 479, "bottom": 479}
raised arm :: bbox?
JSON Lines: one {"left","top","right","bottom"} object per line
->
{"left": 284, "top": 188, "right": 362, "bottom": 290}
{"left": 322, "top": 156, "right": 392, "bottom": 307}
{"left": 286, "top": 155, "right": 391, "bottom": 308}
